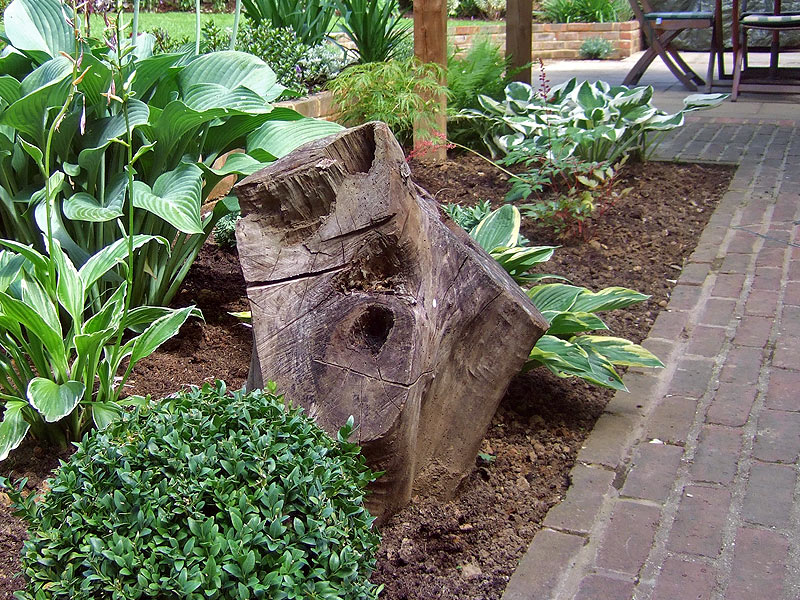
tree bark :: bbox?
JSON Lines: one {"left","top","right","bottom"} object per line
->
{"left": 235, "top": 122, "right": 548, "bottom": 522}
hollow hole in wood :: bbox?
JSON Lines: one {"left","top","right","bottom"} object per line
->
{"left": 350, "top": 305, "right": 395, "bottom": 355}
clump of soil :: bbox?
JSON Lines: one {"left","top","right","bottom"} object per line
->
{"left": 0, "top": 155, "right": 733, "bottom": 600}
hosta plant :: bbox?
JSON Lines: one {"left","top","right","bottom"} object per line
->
{"left": 2, "top": 381, "right": 383, "bottom": 599}
{"left": 0, "top": 238, "right": 196, "bottom": 460}
{"left": 462, "top": 78, "right": 727, "bottom": 162}
{"left": 0, "top": 0, "right": 342, "bottom": 307}
{"left": 458, "top": 204, "right": 663, "bottom": 389}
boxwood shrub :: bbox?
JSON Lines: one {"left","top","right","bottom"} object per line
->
{"left": 3, "top": 381, "right": 382, "bottom": 600}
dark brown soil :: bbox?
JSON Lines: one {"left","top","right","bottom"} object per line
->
{"left": 0, "top": 156, "right": 733, "bottom": 600}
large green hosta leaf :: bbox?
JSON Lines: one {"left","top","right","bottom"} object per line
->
{"left": 132, "top": 163, "right": 204, "bottom": 235}
{"left": 63, "top": 173, "right": 126, "bottom": 222}
{"left": 178, "top": 50, "right": 283, "bottom": 100}
{"left": 3, "top": 0, "right": 73, "bottom": 61}
{"left": 247, "top": 118, "right": 344, "bottom": 161}
{"left": 77, "top": 99, "right": 150, "bottom": 170}
{"left": 1, "top": 56, "right": 73, "bottom": 144}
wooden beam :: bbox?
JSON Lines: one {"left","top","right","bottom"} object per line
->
{"left": 506, "top": 0, "right": 533, "bottom": 83}
{"left": 413, "top": 0, "right": 447, "bottom": 161}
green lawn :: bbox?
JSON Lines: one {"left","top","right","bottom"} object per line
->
{"left": 87, "top": 11, "right": 235, "bottom": 39}
{"left": 85, "top": 11, "right": 497, "bottom": 41}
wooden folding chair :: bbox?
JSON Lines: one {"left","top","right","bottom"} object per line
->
{"left": 625, "top": 0, "right": 722, "bottom": 91}
{"left": 731, "top": 0, "right": 800, "bottom": 100}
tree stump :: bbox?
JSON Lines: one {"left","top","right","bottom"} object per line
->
{"left": 234, "top": 122, "right": 548, "bottom": 522}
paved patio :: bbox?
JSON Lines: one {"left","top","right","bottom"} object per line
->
{"left": 502, "top": 52, "right": 800, "bottom": 600}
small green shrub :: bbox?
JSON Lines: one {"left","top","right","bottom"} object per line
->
{"left": 447, "top": 0, "right": 505, "bottom": 19}
{"left": 328, "top": 58, "right": 447, "bottom": 147}
{"left": 3, "top": 381, "right": 382, "bottom": 599}
{"left": 443, "top": 199, "right": 492, "bottom": 231}
{"left": 299, "top": 41, "right": 354, "bottom": 92}
{"left": 213, "top": 209, "right": 240, "bottom": 248}
{"left": 580, "top": 37, "right": 614, "bottom": 59}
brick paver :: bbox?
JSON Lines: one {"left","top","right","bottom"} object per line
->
{"left": 503, "top": 89, "right": 800, "bottom": 599}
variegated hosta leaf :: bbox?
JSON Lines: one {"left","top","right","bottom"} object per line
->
{"left": 132, "top": 163, "right": 204, "bottom": 235}
{"left": 27, "top": 378, "right": 85, "bottom": 423}
{"left": 525, "top": 334, "right": 592, "bottom": 377}
{"left": 573, "top": 335, "right": 665, "bottom": 368}
{"left": 570, "top": 286, "right": 650, "bottom": 313}
{"left": 0, "top": 401, "right": 30, "bottom": 462}
{"left": 491, "top": 245, "right": 557, "bottom": 283}
{"left": 124, "top": 305, "right": 196, "bottom": 364}
{"left": 470, "top": 205, "right": 521, "bottom": 253}
{"left": 527, "top": 283, "right": 584, "bottom": 312}
{"left": 78, "top": 235, "right": 166, "bottom": 290}
{"left": 541, "top": 311, "right": 608, "bottom": 336}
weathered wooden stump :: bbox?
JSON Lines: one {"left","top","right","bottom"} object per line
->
{"left": 234, "top": 122, "right": 548, "bottom": 522}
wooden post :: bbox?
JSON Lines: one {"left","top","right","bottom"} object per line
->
{"left": 506, "top": 0, "right": 533, "bottom": 83}
{"left": 413, "top": 0, "right": 447, "bottom": 161}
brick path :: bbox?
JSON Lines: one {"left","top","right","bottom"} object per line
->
{"left": 502, "top": 115, "right": 800, "bottom": 600}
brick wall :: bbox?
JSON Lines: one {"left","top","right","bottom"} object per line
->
{"left": 450, "top": 21, "right": 641, "bottom": 60}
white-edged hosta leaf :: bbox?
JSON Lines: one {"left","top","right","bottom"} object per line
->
{"left": 78, "top": 234, "right": 166, "bottom": 290}
{"left": 470, "top": 205, "right": 520, "bottom": 253}
{"left": 527, "top": 283, "right": 584, "bottom": 312}
{"left": 26, "top": 378, "right": 85, "bottom": 423}
{"left": 524, "top": 334, "right": 591, "bottom": 376}
{"left": 51, "top": 240, "right": 84, "bottom": 326}
{"left": 92, "top": 402, "right": 122, "bottom": 430}
{"left": 122, "top": 305, "right": 202, "bottom": 331}
{"left": 83, "top": 284, "right": 127, "bottom": 334}
{"left": 570, "top": 286, "right": 650, "bottom": 313}
{"left": 125, "top": 305, "right": 196, "bottom": 365}
{"left": 541, "top": 311, "right": 608, "bottom": 336}
{"left": 0, "top": 239, "right": 49, "bottom": 276}
{"left": 0, "top": 400, "right": 30, "bottom": 462}
{"left": 0, "top": 252, "right": 25, "bottom": 293}
{"left": 246, "top": 118, "right": 344, "bottom": 161}
{"left": 573, "top": 335, "right": 665, "bottom": 368}
{"left": 132, "top": 162, "right": 204, "bottom": 234}
{"left": 582, "top": 346, "right": 627, "bottom": 391}
{"left": 683, "top": 93, "right": 728, "bottom": 111}
{"left": 17, "top": 276, "right": 61, "bottom": 335}
{"left": 63, "top": 173, "right": 126, "bottom": 222}
{"left": 4, "top": 0, "right": 73, "bottom": 60}
{"left": 178, "top": 50, "right": 281, "bottom": 100}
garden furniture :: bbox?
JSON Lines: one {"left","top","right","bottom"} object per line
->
{"left": 731, "top": 0, "right": 800, "bottom": 100}
{"left": 624, "top": 0, "right": 723, "bottom": 91}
